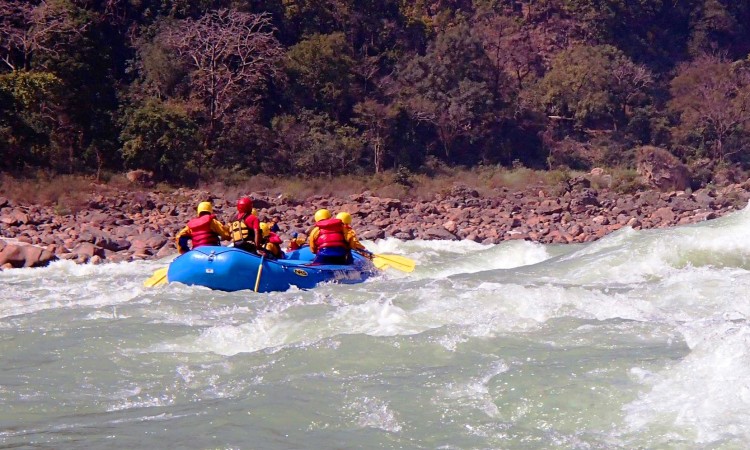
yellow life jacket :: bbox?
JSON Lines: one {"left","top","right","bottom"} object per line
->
{"left": 229, "top": 213, "right": 256, "bottom": 246}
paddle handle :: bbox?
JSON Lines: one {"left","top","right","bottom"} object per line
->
{"left": 254, "top": 256, "right": 265, "bottom": 292}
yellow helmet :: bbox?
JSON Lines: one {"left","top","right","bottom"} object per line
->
{"left": 197, "top": 201, "right": 213, "bottom": 215}
{"left": 336, "top": 211, "right": 352, "bottom": 225}
{"left": 251, "top": 207, "right": 258, "bottom": 217}
{"left": 259, "top": 222, "right": 271, "bottom": 237}
{"left": 314, "top": 208, "right": 331, "bottom": 222}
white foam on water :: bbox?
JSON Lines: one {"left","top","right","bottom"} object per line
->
{"left": 437, "top": 360, "right": 509, "bottom": 419}
{"left": 171, "top": 262, "right": 736, "bottom": 358}
{"left": 623, "top": 323, "right": 750, "bottom": 445}
{"left": 152, "top": 294, "right": 418, "bottom": 356}
{"left": 330, "top": 296, "right": 414, "bottom": 336}
{"left": 368, "top": 238, "right": 553, "bottom": 281}
{"left": 151, "top": 312, "right": 298, "bottom": 356}
{"left": 107, "top": 392, "right": 176, "bottom": 412}
{"left": 345, "top": 396, "right": 403, "bottom": 433}
{"left": 393, "top": 281, "right": 652, "bottom": 341}
{"left": 547, "top": 205, "right": 750, "bottom": 285}
{"left": 367, "top": 237, "right": 490, "bottom": 255}
{"left": 0, "top": 259, "right": 151, "bottom": 319}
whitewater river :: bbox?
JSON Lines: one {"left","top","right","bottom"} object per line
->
{"left": 2, "top": 206, "right": 750, "bottom": 449}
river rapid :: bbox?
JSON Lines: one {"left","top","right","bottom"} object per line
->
{"left": 2, "top": 205, "right": 750, "bottom": 449}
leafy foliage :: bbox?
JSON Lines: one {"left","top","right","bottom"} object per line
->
{"left": 1, "top": 0, "right": 749, "bottom": 182}
{"left": 668, "top": 55, "right": 750, "bottom": 163}
{"left": 120, "top": 100, "right": 199, "bottom": 181}
{"left": 532, "top": 45, "right": 653, "bottom": 129}
{"left": 0, "top": 70, "right": 63, "bottom": 170}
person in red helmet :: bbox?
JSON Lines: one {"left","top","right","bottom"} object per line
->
{"left": 228, "top": 196, "right": 262, "bottom": 253}
{"left": 175, "top": 201, "right": 230, "bottom": 254}
{"left": 308, "top": 208, "right": 350, "bottom": 264}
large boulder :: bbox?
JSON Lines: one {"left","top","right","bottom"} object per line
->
{"left": 636, "top": 146, "right": 691, "bottom": 192}
{"left": 423, "top": 227, "right": 458, "bottom": 240}
{"left": 125, "top": 169, "right": 154, "bottom": 187}
{"left": 0, "top": 243, "right": 57, "bottom": 268}
{"left": 0, "top": 209, "right": 30, "bottom": 226}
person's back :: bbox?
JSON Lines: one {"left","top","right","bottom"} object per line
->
{"left": 309, "top": 209, "right": 349, "bottom": 264}
{"left": 175, "top": 202, "right": 230, "bottom": 254}
{"left": 228, "top": 197, "right": 261, "bottom": 253}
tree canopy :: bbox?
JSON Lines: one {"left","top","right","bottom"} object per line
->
{"left": 1, "top": 0, "right": 750, "bottom": 182}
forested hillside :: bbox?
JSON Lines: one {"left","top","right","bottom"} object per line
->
{"left": 1, "top": 0, "right": 749, "bottom": 184}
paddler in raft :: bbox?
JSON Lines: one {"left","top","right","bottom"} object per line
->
{"left": 175, "top": 201, "right": 231, "bottom": 254}
{"left": 227, "top": 196, "right": 262, "bottom": 253}
{"left": 260, "top": 222, "right": 285, "bottom": 259}
{"left": 336, "top": 211, "right": 372, "bottom": 262}
{"left": 308, "top": 208, "right": 351, "bottom": 265}
{"left": 287, "top": 231, "right": 305, "bottom": 251}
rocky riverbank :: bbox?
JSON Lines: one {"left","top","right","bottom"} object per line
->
{"left": 1, "top": 175, "right": 749, "bottom": 270}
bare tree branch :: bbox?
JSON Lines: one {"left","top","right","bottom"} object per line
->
{"left": 160, "top": 9, "right": 284, "bottom": 151}
{"left": 0, "top": 0, "right": 88, "bottom": 71}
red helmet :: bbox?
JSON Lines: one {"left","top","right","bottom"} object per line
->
{"left": 237, "top": 197, "right": 253, "bottom": 213}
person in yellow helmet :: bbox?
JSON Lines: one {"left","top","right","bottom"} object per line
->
{"left": 259, "top": 222, "right": 284, "bottom": 259}
{"left": 175, "top": 201, "right": 230, "bottom": 254}
{"left": 336, "top": 211, "right": 371, "bottom": 261}
{"left": 308, "top": 208, "right": 350, "bottom": 264}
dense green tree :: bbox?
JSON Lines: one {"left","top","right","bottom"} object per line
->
{"left": 531, "top": 45, "right": 653, "bottom": 131}
{"left": 2, "top": 0, "right": 749, "bottom": 182}
{"left": 561, "top": 0, "right": 699, "bottom": 66}
{"left": 688, "top": 0, "right": 750, "bottom": 59}
{"left": 159, "top": 9, "right": 284, "bottom": 171}
{"left": 352, "top": 99, "right": 399, "bottom": 173}
{"left": 397, "top": 20, "right": 498, "bottom": 163}
{"left": 0, "top": 70, "right": 63, "bottom": 171}
{"left": 120, "top": 100, "right": 199, "bottom": 181}
{"left": 285, "top": 32, "right": 358, "bottom": 119}
{"left": 0, "top": 0, "right": 121, "bottom": 175}
{"left": 215, "top": 107, "right": 275, "bottom": 174}
{"left": 473, "top": 13, "right": 543, "bottom": 96}
{"left": 668, "top": 55, "right": 750, "bottom": 164}
{"left": 272, "top": 110, "right": 365, "bottom": 176}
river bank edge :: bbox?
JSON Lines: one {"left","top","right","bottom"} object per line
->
{"left": 1, "top": 174, "right": 749, "bottom": 270}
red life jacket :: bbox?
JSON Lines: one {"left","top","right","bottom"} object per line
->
{"left": 268, "top": 232, "right": 282, "bottom": 245}
{"left": 315, "top": 218, "right": 347, "bottom": 249}
{"left": 187, "top": 214, "right": 220, "bottom": 248}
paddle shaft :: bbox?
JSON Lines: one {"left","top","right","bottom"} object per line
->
{"left": 254, "top": 255, "right": 265, "bottom": 292}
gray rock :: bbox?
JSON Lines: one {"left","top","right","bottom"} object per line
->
{"left": 424, "top": 227, "right": 458, "bottom": 240}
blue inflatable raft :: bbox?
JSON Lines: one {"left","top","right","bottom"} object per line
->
{"left": 166, "top": 245, "right": 377, "bottom": 293}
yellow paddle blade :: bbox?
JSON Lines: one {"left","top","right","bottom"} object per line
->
{"left": 144, "top": 267, "right": 168, "bottom": 287}
{"left": 371, "top": 258, "right": 391, "bottom": 270}
{"left": 372, "top": 253, "right": 415, "bottom": 273}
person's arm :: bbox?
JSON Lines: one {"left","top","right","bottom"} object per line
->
{"left": 308, "top": 227, "right": 319, "bottom": 253}
{"left": 349, "top": 230, "right": 367, "bottom": 251}
{"left": 210, "top": 219, "right": 231, "bottom": 240}
{"left": 175, "top": 225, "right": 191, "bottom": 254}
{"left": 244, "top": 216, "right": 261, "bottom": 249}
